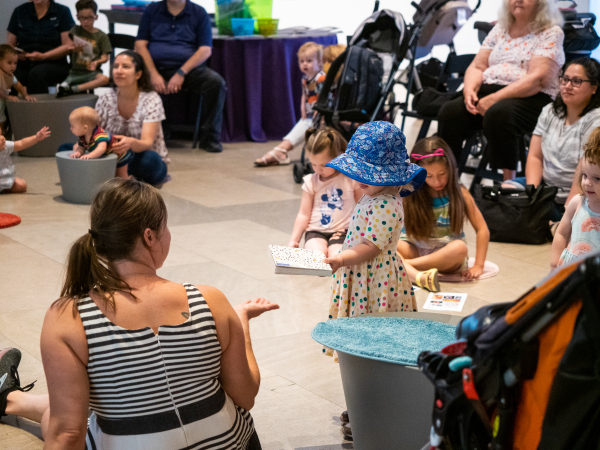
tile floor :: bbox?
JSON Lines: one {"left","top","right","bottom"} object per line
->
{"left": 0, "top": 138, "right": 552, "bottom": 449}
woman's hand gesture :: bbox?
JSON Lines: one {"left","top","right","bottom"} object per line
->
{"left": 111, "top": 135, "right": 133, "bottom": 155}
{"left": 234, "top": 298, "right": 279, "bottom": 320}
{"left": 464, "top": 89, "right": 479, "bottom": 115}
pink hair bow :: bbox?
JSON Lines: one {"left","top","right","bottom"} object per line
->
{"left": 411, "top": 148, "right": 444, "bottom": 160}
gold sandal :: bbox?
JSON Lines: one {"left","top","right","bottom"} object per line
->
{"left": 254, "top": 147, "right": 291, "bottom": 167}
{"left": 416, "top": 268, "right": 440, "bottom": 292}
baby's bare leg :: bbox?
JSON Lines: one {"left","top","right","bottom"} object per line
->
{"left": 305, "top": 236, "right": 328, "bottom": 255}
{"left": 8, "top": 177, "right": 27, "bottom": 193}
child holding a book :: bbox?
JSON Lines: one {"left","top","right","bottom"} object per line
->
{"left": 0, "top": 126, "right": 51, "bottom": 193}
{"left": 288, "top": 127, "right": 362, "bottom": 257}
{"left": 57, "top": 0, "right": 111, "bottom": 98}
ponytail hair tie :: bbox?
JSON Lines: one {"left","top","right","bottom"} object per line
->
{"left": 88, "top": 229, "right": 98, "bottom": 238}
{"left": 411, "top": 148, "right": 445, "bottom": 160}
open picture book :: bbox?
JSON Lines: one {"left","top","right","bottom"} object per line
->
{"left": 268, "top": 245, "right": 333, "bottom": 276}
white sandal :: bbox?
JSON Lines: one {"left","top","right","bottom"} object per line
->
{"left": 254, "top": 147, "right": 291, "bottom": 167}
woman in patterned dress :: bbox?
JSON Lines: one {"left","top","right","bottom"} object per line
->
{"left": 0, "top": 178, "right": 278, "bottom": 449}
{"left": 437, "top": 0, "right": 566, "bottom": 181}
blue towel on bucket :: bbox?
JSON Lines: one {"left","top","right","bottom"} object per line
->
{"left": 311, "top": 317, "right": 457, "bottom": 366}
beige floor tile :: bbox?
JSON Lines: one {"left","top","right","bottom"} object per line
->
{"left": 0, "top": 308, "right": 47, "bottom": 361}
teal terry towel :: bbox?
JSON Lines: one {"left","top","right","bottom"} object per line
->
{"left": 311, "top": 317, "right": 457, "bottom": 366}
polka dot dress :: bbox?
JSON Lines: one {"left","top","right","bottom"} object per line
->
{"left": 324, "top": 194, "right": 416, "bottom": 360}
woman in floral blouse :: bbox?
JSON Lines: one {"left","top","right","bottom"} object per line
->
{"left": 438, "top": 0, "right": 565, "bottom": 181}
{"left": 95, "top": 50, "right": 169, "bottom": 185}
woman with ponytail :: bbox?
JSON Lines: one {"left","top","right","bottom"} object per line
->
{"left": 0, "top": 178, "right": 277, "bottom": 449}
{"left": 288, "top": 127, "right": 362, "bottom": 257}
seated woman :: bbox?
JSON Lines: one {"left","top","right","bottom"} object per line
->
{"left": 7, "top": 0, "right": 75, "bottom": 94}
{"left": 437, "top": 0, "right": 565, "bottom": 181}
{"left": 96, "top": 50, "right": 170, "bottom": 185}
{"left": 504, "top": 58, "right": 600, "bottom": 221}
{"left": 0, "top": 178, "right": 277, "bottom": 449}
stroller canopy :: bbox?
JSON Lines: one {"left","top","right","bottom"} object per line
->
{"left": 349, "top": 9, "right": 408, "bottom": 60}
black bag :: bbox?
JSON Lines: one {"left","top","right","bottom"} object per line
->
{"left": 472, "top": 184, "right": 558, "bottom": 245}
{"left": 411, "top": 57, "right": 443, "bottom": 94}
{"left": 562, "top": 12, "right": 600, "bottom": 52}
{"left": 412, "top": 87, "right": 461, "bottom": 116}
{"left": 335, "top": 46, "right": 384, "bottom": 114}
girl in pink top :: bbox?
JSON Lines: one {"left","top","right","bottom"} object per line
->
{"left": 289, "top": 128, "right": 362, "bottom": 257}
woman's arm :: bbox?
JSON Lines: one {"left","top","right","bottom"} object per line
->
{"left": 462, "top": 188, "right": 490, "bottom": 280}
{"left": 27, "top": 32, "right": 73, "bottom": 61}
{"left": 289, "top": 190, "right": 314, "bottom": 247}
{"left": 477, "top": 56, "right": 559, "bottom": 115}
{"left": 550, "top": 195, "right": 580, "bottom": 267}
{"left": 112, "top": 121, "right": 160, "bottom": 154}
{"left": 7, "top": 32, "right": 17, "bottom": 47}
{"left": 200, "top": 285, "right": 278, "bottom": 410}
{"left": 525, "top": 135, "right": 544, "bottom": 187}
{"left": 324, "top": 238, "right": 381, "bottom": 273}
{"left": 463, "top": 49, "right": 491, "bottom": 115}
{"left": 40, "top": 303, "right": 90, "bottom": 449}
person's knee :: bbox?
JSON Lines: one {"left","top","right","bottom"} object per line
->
{"left": 97, "top": 74, "right": 110, "bottom": 86}
{"left": 450, "top": 240, "right": 468, "bottom": 259}
{"left": 11, "top": 178, "right": 27, "bottom": 193}
{"left": 483, "top": 102, "right": 514, "bottom": 133}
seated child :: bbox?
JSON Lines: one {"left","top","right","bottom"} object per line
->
{"left": 0, "top": 127, "right": 51, "bottom": 193}
{"left": 57, "top": 0, "right": 111, "bottom": 98}
{"left": 551, "top": 128, "right": 600, "bottom": 267}
{"left": 398, "top": 136, "right": 490, "bottom": 292}
{"left": 69, "top": 106, "right": 131, "bottom": 178}
{"left": 255, "top": 42, "right": 326, "bottom": 167}
{"left": 0, "top": 44, "right": 36, "bottom": 135}
{"left": 289, "top": 127, "right": 362, "bottom": 256}
{"left": 323, "top": 44, "right": 346, "bottom": 75}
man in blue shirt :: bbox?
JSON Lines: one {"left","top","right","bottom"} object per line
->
{"left": 136, "top": 0, "right": 226, "bottom": 153}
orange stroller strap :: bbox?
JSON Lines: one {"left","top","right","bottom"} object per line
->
{"left": 505, "top": 264, "right": 578, "bottom": 325}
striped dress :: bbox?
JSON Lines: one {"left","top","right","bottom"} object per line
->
{"left": 77, "top": 284, "right": 256, "bottom": 450}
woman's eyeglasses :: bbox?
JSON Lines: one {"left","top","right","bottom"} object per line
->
{"left": 559, "top": 75, "right": 592, "bottom": 88}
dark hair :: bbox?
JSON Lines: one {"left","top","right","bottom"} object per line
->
{"left": 114, "top": 50, "right": 154, "bottom": 92}
{"left": 55, "top": 179, "right": 167, "bottom": 312}
{"left": 553, "top": 57, "right": 600, "bottom": 119}
{"left": 0, "top": 44, "right": 18, "bottom": 60}
{"left": 403, "top": 136, "right": 466, "bottom": 241}
{"left": 75, "top": 0, "right": 97, "bottom": 14}
{"left": 305, "top": 127, "right": 348, "bottom": 159}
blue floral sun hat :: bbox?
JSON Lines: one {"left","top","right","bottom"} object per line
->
{"left": 326, "top": 121, "right": 426, "bottom": 196}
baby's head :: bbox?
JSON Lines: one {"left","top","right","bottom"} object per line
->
{"left": 326, "top": 121, "right": 426, "bottom": 197}
{"left": 580, "top": 128, "right": 600, "bottom": 198}
{"left": 76, "top": 0, "right": 99, "bottom": 32}
{"left": 69, "top": 106, "right": 99, "bottom": 138}
{"left": 0, "top": 45, "right": 19, "bottom": 77}
{"left": 297, "top": 42, "right": 323, "bottom": 77}
{"left": 323, "top": 44, "right": 346, "bottom": 73}
{"left": 410, "top": 136, "right": 460, "bottom": 195}
{"left": 305, "top": 127, "right": 347, "bottom": 179}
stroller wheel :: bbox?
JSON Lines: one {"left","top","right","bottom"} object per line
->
{"left": 293, "top": 162, "right": 305, "bottom": 184}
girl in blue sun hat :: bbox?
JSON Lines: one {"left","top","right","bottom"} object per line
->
{"left": 322, "top": 121, "right": 426, "bottom": 362}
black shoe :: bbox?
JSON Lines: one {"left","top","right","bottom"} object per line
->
{"left": 56, "top": 85, "right": 76, "bottom": 98}
{"left": 199, "top": 140, "right": 223, "bottom": 153}
{"left": 0, "top": 348, "right": 36, "bottom": 418}
{"left": 340, "top": 410, "right": 349, "bottom": 424}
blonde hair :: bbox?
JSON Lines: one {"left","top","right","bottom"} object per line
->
{"left": 580, "top": 128, "right": 600, "bottom": 195}
{"left": 69, "top": 106, "right": 99, "bottom": 128}
{"left": 498, "top": 0, "right": 563, "bottom": 33}
{"left": 305, "top": 127, "right": 347, "bottom": 159}
{"left": 298, "top": 42, "right": 323, "bottom": 67}
{"left": 323, "top": 44, "right": 346, "bottom": 64}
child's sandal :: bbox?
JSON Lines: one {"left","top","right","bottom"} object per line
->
{"left": 0, "top": 348, "right": 36, "bottom": 418}
{"left": 416, "top": 268, "right": 440, "bottom": 292}
{"left": 254, "top": 147, "right": 291, "bottom": 167}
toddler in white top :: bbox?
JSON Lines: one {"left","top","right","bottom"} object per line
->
{"left": 289, "top": 127, "right": 361, "bottom": 257}
{"left": 0, "top": 127, "right": 51, "bottom": 193}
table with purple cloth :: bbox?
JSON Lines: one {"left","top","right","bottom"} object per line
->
{"left": 163, "top": 34, "right": 338, "bottom": 143}
{"left": 210, "top": 34, "right": 338, "bottom": 143}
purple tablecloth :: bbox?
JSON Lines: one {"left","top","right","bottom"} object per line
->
{"left": 210, "top": 34, "right": 338, "bottom": 143}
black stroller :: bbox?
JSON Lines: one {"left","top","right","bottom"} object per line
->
{"left": 292, "top": 8, "right": 409, "bottom": 183}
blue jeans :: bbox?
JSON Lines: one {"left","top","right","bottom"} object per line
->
{"left": 57, "top": 144, "right": 167, "bottom": 186}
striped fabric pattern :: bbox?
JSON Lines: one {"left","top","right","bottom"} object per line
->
{"left": 78, "top": 284, "right": 255, "bottom": 449}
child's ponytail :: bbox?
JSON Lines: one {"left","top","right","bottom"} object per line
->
{"left": 305, "top": 127, "right": 348, "bottom": 159}
{"left": 54, "top": 178, "right": 167, "bottom": 314}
